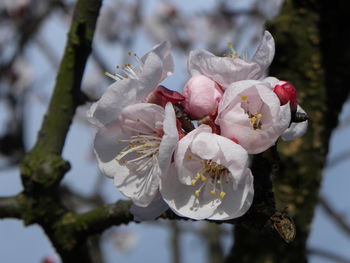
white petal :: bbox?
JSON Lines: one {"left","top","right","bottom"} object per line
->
{"left": 251, "top": 31, "right": 275, "bottom": 77}
{"left": 138, "top": 52, "right": 164, "bottom": 93}
{"left": 130, "top": 192, "right": 169, "bottom": 221}
{"left": 114, "top": 159, "right": 161, "bottom": 207}
{"left": 217, "top": 80, "right": 263, "bottom": 113}
{"left": 188, "top": 49, "right": 260, "bottom": 88}
{"left": 190, "top": 132, "right": 220, "bottom": 160}
{"left": 213, "top": 135, "right": 248, "bottom": 185}
{"left": 282, "top": 105, "right": 308, "bottom": 141}
{"left": 160, "top": 165, "right": 221, "bottom": 220}
{"left": 174, "top": 125, "right": 212, "bottom": 185}
{"left": 87, "top": 79, "right": 141, "bottom": 126}
{"left": 263, "top": 76, "right": 280, "bottom": 88}
{"left": 120, "top": 103, "right": 165, "bottom": 135}
{"left": 150, "top": 41, "right": 174, "bottom": 80}
{"left": 93, "top": 120, "right": 160, "bottom": 206}
{"left": 158, "top": 103, "right": 179, "bottom": 175}
{"left": 93, "top": 121, "right": 125, "bottom": 178}
{"left": 187, "top": 31, "right": 275, "bottom": 88}
{"left": 209, "top": 169, "right": 254, "bottom": 220}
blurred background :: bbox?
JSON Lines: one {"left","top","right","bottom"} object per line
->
{"left": 0, "top": 0, "right": 349, "bottom": 262}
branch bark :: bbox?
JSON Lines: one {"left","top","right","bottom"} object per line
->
{"left": 15, "top": 0, "right": 103, "bottom": 261}
{"left": 0, "top": 195, "right": 22, "bottom": 219}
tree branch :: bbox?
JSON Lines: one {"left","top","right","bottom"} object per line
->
{"left": 319, "top": 196, "right": 350, "bottom": 237}
{"left": 308, "top": 247, "right": 350, "bottom": 263}
{"left": 21, "top": 0, "right": 102, "bottom": 191}
{"left": 0, "top": 195, "right": 22, "bottom": 219}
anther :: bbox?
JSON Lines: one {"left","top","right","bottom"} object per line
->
{"left": 219, "top": 191, "right": 226, "bottom": 199}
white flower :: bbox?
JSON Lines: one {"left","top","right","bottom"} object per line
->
{"left": 94, "top": 103, "right": 178, "bottom": 207}
{"left": 88, "top": 41, "right": 174, "bottom": 127}
{"left": 187, "top": 31, "right": 275, "bottom": 88}
{"left": 160, "top": 125, "right": 254, "bottom": 220}
{"left": 216, "top": 80, "right": 291, "bottom": 154}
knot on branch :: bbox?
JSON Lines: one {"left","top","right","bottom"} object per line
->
{"left": 20, "top": 153, "right": 70, "bottom": 192}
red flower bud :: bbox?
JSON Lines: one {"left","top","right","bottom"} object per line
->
{"left": 273, "top": 81, "right": 297, "bottom": 111}
{"left": 146, "top": 85, "right": 185, "bottom": 107}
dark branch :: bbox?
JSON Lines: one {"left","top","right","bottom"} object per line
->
{"left": 308, "top": 247, "right": 350, "bottom": 263}
{"left": 0, "top": 195, "right": 22, "bottom": 219}
{"left": 319, "top": 196, "right": 350, "bottom": 237}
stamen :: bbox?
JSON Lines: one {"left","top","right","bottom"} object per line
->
{"left": 191, "top": 158, "right": 229, "bottom": 200}
{"left": 104, "top": 71, "right": 124, "bottom": 81}
{"left": 240, "top": 94, "right": 263, "bottom": 130}
{"left": 114, "top": 134, "right": 161, "bottom": 172}
{"left": 219, "top": 191, "right": 226, "bottom": 199}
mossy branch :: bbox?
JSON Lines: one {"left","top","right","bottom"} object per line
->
{"left": 21, "top": 0, "right": 102, "bottom": 191}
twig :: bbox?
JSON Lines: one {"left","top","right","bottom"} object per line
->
{"left": 319, "top": 196, "right": 350, "bottom": 237}
{"left": 308, "top": 247, "right": 350, "bottom": 263}
{"left": 0, "top": 195, "right": 22, "bottom": 219}
{"left": 170, "top": 221, "right": 182, "bottom": 263}
{"left": 325, "top": 151, "right": 350, "bottom": 170}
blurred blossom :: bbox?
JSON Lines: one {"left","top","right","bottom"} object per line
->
{"left": 145, "top": 1, "right": 193, "bottom": 51}
{"left": 0, "top": 0, "right": 30, "bottom": 14}
{"left": 82, "top": 68, "right": 107, "bottom": 100}
{"left": 96, "top": 0, "right": 140, "bottom": 43}
{"left": 9, "top": 57, "right": 34, "bottom": 95}
{"left": 106, "top": 228, "right": 139, "bottom": 253}
{"left": 255, "top": 0, "right": 284, "bottom": 20}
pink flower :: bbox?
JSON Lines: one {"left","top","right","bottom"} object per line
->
{"left": 187, "top": 31, "right": 275, "bottom": 88}
{"left": 160, "top": 125, "right": 254, "bottom": 220}
{"left": 94, "top": 103, "right": 178, "bottom": 207}
{"left": 216, "top": 80, "right": 291, "bottom": 154}
{"left": 182, "top": 75, "right": 223, "bottom": 119}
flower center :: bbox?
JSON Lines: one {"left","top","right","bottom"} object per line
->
{"left": 240, "top": 95, "right": 263, "bottom": 130}
{"left": 105, "top": 52, "right": 143, "bottom": 81}
{"left": 115, "top": 134, "right": 161, "bottom": 172}
{"left": 189, "top": 155, "right": 229, "bottom": 200}
{"left": 223, "top": 42, "right": 248, "bottom": 60}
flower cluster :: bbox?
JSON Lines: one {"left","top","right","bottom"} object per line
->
{"left": 89, "top": 32, "right": 308, "bottom": 221}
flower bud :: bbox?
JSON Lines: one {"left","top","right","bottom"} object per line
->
{"left": 182, "top": 75, "right": 223, "bottom": 119}
{"left": 146, "top": 85, "right": 185, "bottom": 107}
{"left": 273, "top": 81, "right": 297, "bottom": 111}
